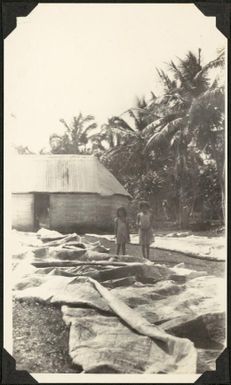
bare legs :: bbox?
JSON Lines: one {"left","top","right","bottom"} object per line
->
{"left": 118, "top": 243, "right": 150, "bottom": 258}
{"left": 117, "top": 243, "right": 126, "bottom": 255}
{"left": 142, "top": 244, "right": 150, "bottom": 260}
{"left": 146, "top": 245, "right": 150, "bottom": 260}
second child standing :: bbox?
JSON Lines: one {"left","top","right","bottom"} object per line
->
{"left": 137, "top": 201, "right": 154, "bottom": 260}
{"left": 114, "top": 207, "right": 130, "bottom": 255}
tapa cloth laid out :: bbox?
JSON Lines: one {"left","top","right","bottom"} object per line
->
{"left": 14, "top": 274, "right": 197, "bottom": 374}
{"left": 14, "top": 271, "right": 225, "bottom": 373}
{"left": 12, "top": 229, "right": 225, "bottom": 373}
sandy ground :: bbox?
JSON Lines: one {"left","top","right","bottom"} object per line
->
{"left": 86, "top": 232, "right": 226, "bottom": 261}
{"left": 13, "top": 235, "right": 225, "bottom": 373}
{"left": 84, "top": 236, "right": 225, "bottom": 277}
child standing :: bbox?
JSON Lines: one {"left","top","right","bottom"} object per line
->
{"left": 114, "top": 207, "right": 130, "bottom": 255}
{"left": 137, "top": 201, "right": 154, "bottom": 260}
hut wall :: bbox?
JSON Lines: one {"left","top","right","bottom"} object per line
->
{"left": 12, "top": 193, "right": 34, "bottom": 230}
{"left": 49, "top": 193, "right": 129, "bottom": 232}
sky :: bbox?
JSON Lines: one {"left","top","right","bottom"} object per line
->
{"left": 4, "top": 3, "right": 226, "bottom": 152}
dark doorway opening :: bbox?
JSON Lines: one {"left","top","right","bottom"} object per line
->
{"left": 34, "top": 193, "right": 50, "bottom": 230}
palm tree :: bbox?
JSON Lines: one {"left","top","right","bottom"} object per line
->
{"left": 188, "top": 82, "right": 225, "bottom": 219}
{"left": 144, "top": 49, "right": 225, "bottom": 226}
{"left": 99, "top": 97, "right": 153, "bottom": 177}
{"left": 89, "top": 118, "right": 121, "bottom": 156}
{"left": 49, "top": 113, "right": 97, "bottom": 154}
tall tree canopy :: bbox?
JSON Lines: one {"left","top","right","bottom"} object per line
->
{"left": 98, "top": 49, "right": 225, "bottom": 226}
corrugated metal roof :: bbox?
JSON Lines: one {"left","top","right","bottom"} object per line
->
{"left": 11, "top": 154, "right": 131, "bottom": 197}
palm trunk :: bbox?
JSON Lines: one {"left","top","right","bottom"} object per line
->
{"left": 178, "top": 184, "right": 184, "bottom": 229}
{"left": 210, "top": 135, "right": 225, "bottom": 223}
{"left": 177, "top": 132, "right": 186, "bottom": 230}
{"left": 219, "top": 163, "right": 225, "bottom": 223}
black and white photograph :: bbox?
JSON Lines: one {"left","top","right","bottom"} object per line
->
{"left": 3, "top": 2, "right": 228, "bottom": 383}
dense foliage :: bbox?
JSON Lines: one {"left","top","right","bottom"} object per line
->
{"left": 96, "top": 49, "right": 225, "bottom": 228}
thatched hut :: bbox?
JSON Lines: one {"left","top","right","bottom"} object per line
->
{"left": 11, "top": 154, "right": 131, "bottom": 232}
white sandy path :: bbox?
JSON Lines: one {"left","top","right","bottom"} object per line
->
{"left": 85, "top": 233, "right": 226, "bottom": 261}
